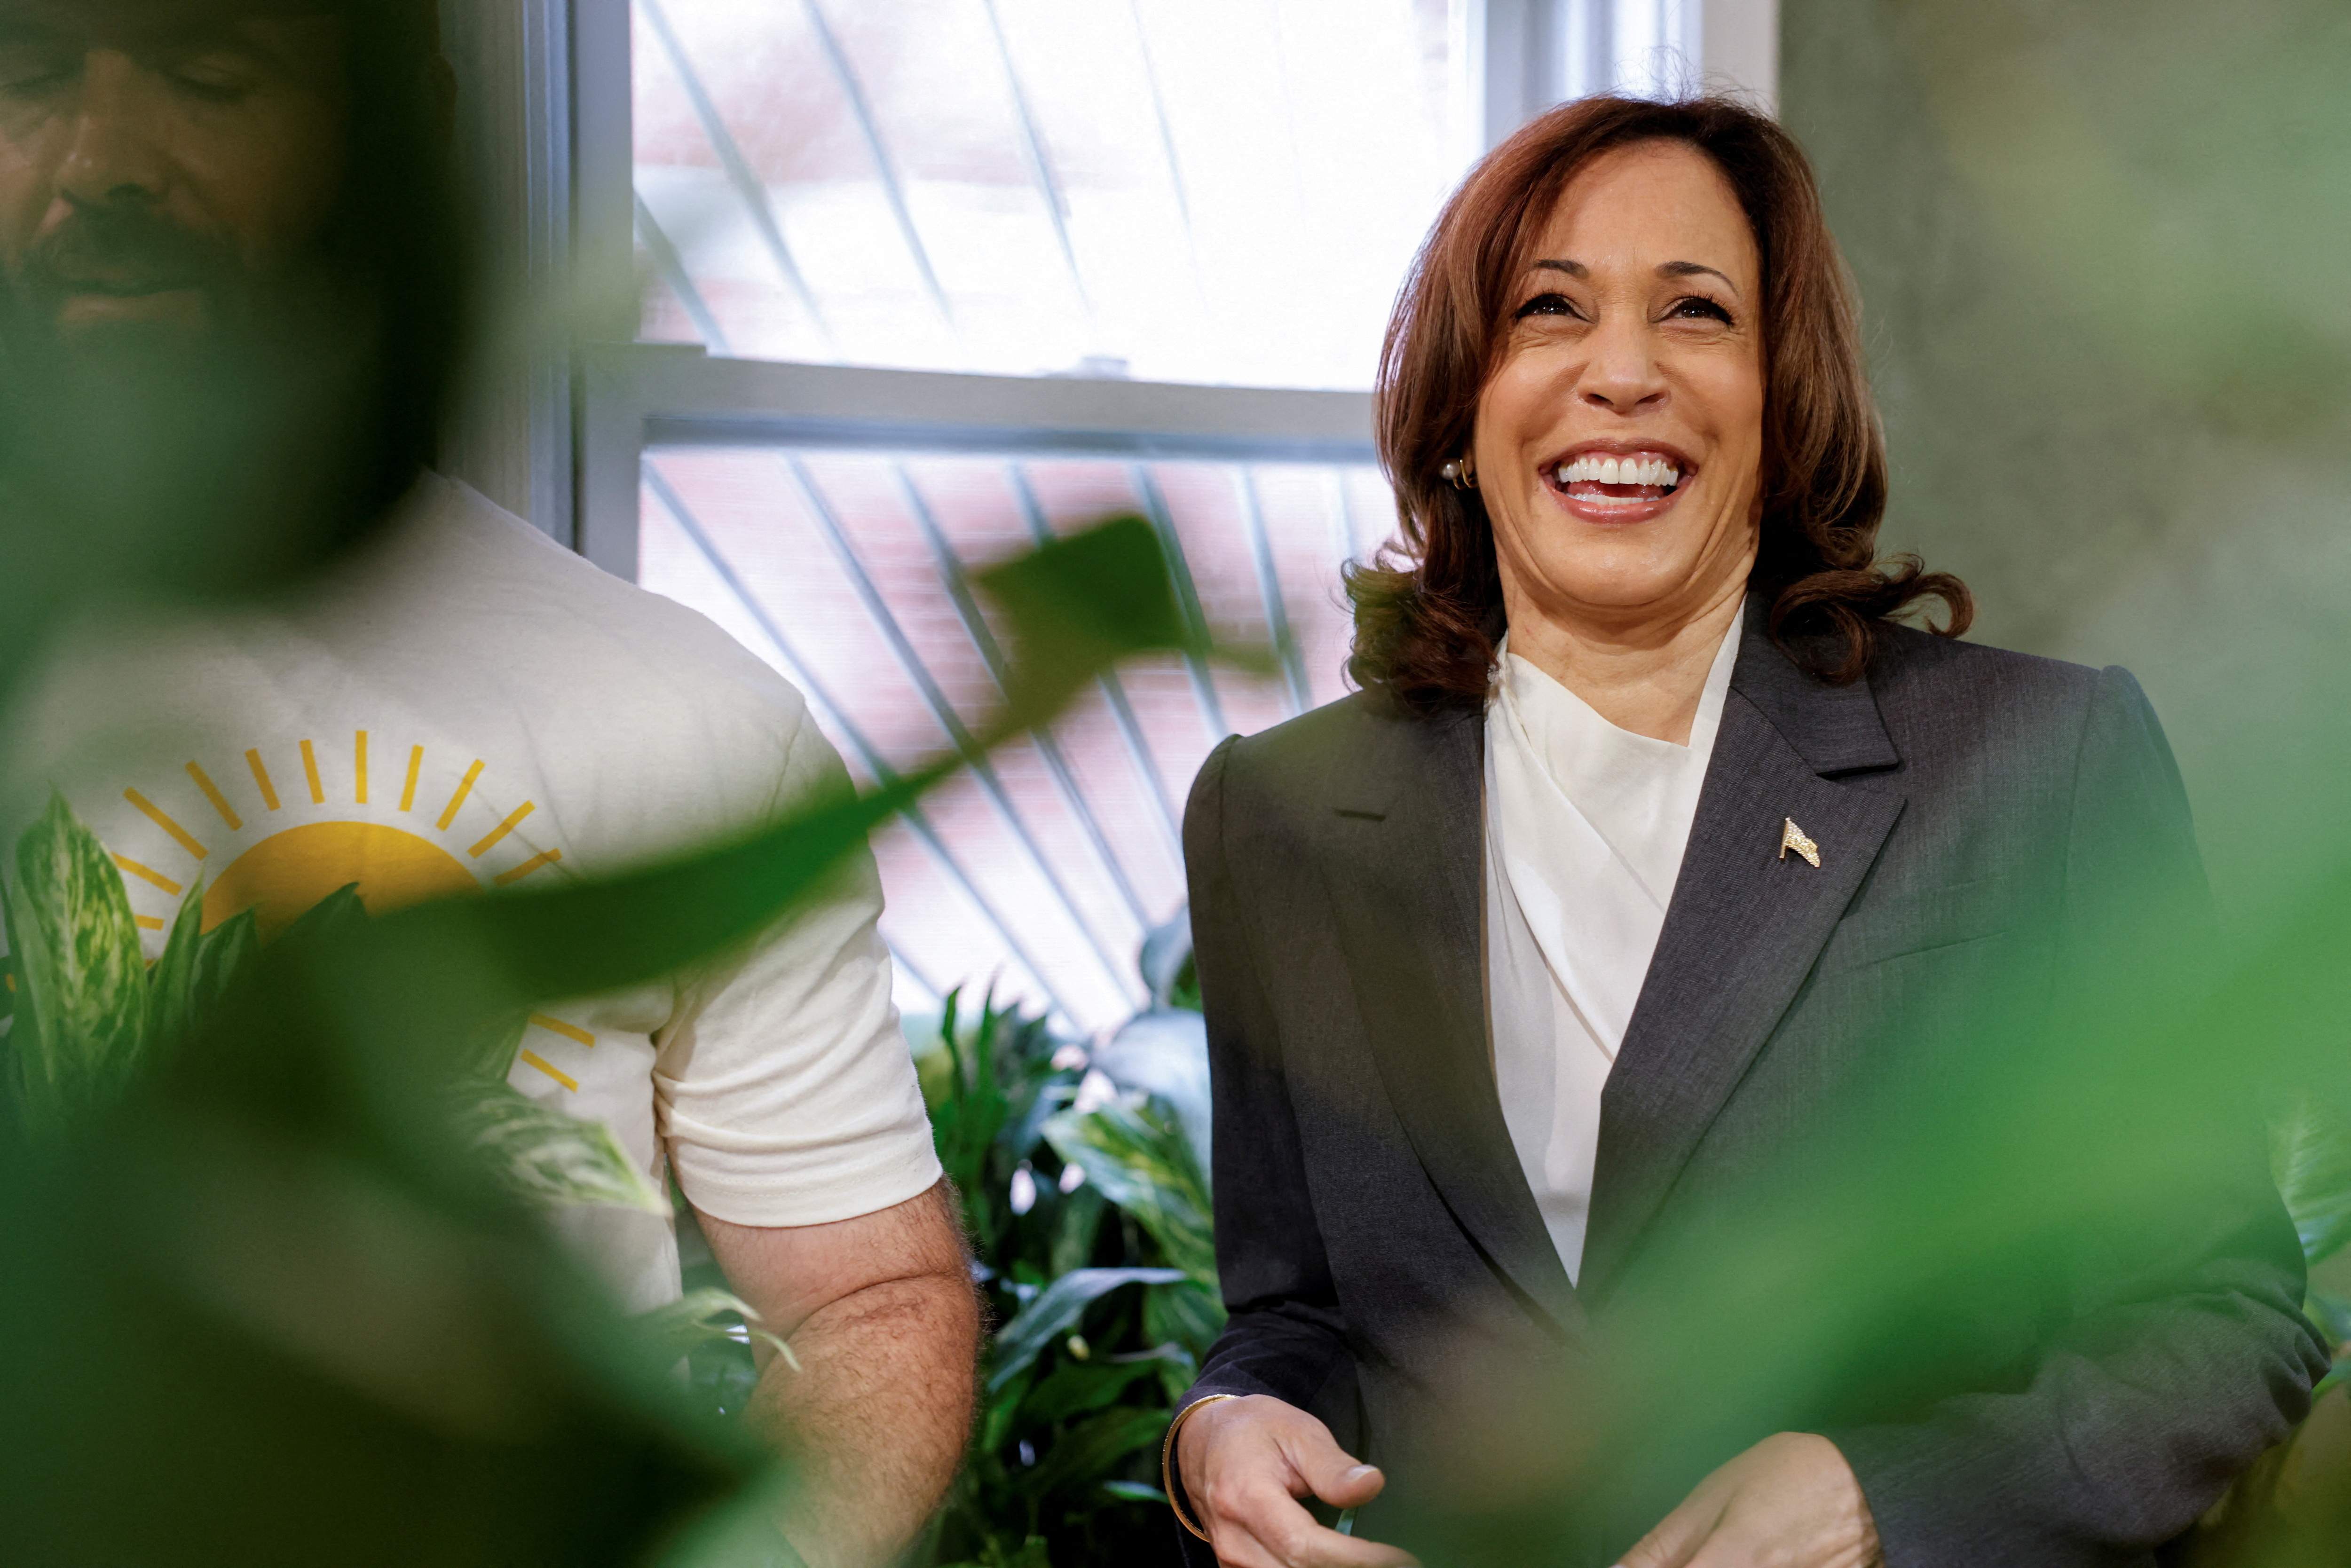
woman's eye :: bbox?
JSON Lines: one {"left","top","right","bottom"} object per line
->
{"left": 1666, "top": 295, "right": 1734, "bottom": 325}
{"left": 1512, "top": 292, "right": 1579, "bottom": 321}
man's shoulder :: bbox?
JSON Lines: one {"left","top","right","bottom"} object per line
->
{"left": 349, "top": 478, "right": 839, "bottom": 844}
{"left": 411, "top": 481, "right": 774, "bottom": 661}
{"left": 401, "top": 478, "right": 818, "bottom": 736}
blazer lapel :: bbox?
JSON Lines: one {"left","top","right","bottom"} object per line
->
{"left": 1322, "top": 705, "right": 1588, "bottom": 1339}
{"left": 1579, "top": 616, "right": 1907, "bottom": 1298}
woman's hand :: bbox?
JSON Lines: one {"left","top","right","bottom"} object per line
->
{"left": 1177, "top": 1394, "right": 1420, "bottom": 1568}
{"left": 1617, "top": 1433, "right": 1881, "bottom": 1568}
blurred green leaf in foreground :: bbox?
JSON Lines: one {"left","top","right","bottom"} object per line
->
{"left": 0, "top": 514, "right": 1217, "bottom": 1568}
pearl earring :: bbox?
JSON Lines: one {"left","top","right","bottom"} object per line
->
{"left": 1440, "top": 456, "right": 1476, "bottom": 490}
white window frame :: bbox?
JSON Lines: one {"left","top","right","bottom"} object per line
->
{"left": 439, "top": 0, "right": 578, "bottom": 538}
{"left": 507, "top": 0, "right": 1771, "bottom": 577}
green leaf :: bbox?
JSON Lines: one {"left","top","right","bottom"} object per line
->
{"left": 1143, "top": 1280, "right": 1228, "bottom": 1364}
{"left": 190, "top": 905, "right": 259, "bottom": 1020}
{"left": 451, "top": 1082, "right": 669, "bottom": 1215}
{"left": 980, "top": 1536, "right": 1051, "bottom": 1568}
{"left": 0, "top": 520, "right": 1212, "bottom": 1566}
{"left": 0, "top": 874, "right": 40, "bottom": 1100}
{"left": 1042, "top": 1099, "right": 1216, "bottom": 1284}
{"left": 2306, "top": 1288, "right": 2351, "bottom": 1351}
{"left": 975, "top": 514, "right": 1195, "bottom": 734}
{"left": 4, "top": 793, "right": 150, "bottom": 1133}
{"left": 997, "top": 1016, "right": 1073, "bottom": 1165}
{"left": 142, "top": 877, "right": 210, "bottom": 1049}
{"left": 1048, "top": 1182, "right": 1105, "bottom": 1279}
{"left": 1019, "top": 1405, "right": 1169, "bottom": 1498}
{"left": 1100, "top": 1480, "right": 1168, "bottom": 1505}
{"left": 988, "top": 1267, "right": 1185, "bottom": 1392}
{"left": 932, "top": 988, "right": 1013, "bottom": 1199}
{"left": 2269, "top": 1089, "right": 2351, "bottom": 1264}
{"left": 634, "top": 1286, "right": 793, "bottom": 1367}
{"left": 1020, "top": 1356, "right": 1162, "bottom": 1426}
{"left": 980, "top": 1368, "right": 1033, "bottom": 1454}
{"left": 276, "top": 881, "right": 369, "bottom": 946}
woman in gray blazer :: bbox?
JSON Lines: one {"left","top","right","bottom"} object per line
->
{"left": 1163, "top": 96, "right": 2327, "bottom": 1568}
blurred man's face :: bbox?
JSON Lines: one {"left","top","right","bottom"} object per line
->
{"left": 0, "top": 1, "right": 346, "bottom": 343}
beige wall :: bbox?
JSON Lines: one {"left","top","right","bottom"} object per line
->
{"left": 1780, "top": 0, "right": 2351, "bottom": 940}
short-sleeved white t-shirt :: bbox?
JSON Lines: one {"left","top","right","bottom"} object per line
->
{"left": 2, "top": 475, "right": 943, "bottom": 1308}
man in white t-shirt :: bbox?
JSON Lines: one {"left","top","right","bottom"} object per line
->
{"left": 0, "top": 6, "right": 974, "bottom": 1564}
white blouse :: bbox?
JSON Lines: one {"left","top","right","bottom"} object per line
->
{"left": 1482, "top": 612, "right": 1742, "bottom": 1283}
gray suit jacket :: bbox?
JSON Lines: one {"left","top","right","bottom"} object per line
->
{"left": 1176, "top": 610, "right": 2327, "bottom": 1567}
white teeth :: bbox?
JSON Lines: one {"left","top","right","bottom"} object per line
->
{"left": 1556, "top": 453, "right": 1682, "bottom": 490}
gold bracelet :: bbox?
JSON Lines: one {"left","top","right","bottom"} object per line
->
{"left": 1160, "top": 1393, "right": 1239, "bottom": 1542}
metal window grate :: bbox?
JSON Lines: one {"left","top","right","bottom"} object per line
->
{"left": 640, "top": 447, "right": 1390, "bottom": 1031}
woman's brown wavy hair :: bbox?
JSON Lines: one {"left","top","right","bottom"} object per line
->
{"left": 1347, "top": 94, "right": 1970, "bottom": 712}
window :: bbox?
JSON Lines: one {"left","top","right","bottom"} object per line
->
{"left": 551, "top": 0, "right": 1776, "bottom": 1032}
{"left": 640, "top": 448, "right": 1386, "bottom": 1027}
{"left": 630, "top": 0, "right": 1466, "bottom": 388}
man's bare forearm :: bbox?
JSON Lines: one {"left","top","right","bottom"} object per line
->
{"left": 748, "top": 1263, "right": 979, "bottom": 1568}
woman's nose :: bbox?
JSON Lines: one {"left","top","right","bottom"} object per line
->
{"left": 58, "top": 52, "right": 174, "bottom": 209}
{"left": 1578, "top": 319, "right": 1668, "bottom": 414}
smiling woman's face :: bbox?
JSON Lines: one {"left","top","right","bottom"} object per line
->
{"left": 1472, "top": 138, "right": 1765, "bottom": 640}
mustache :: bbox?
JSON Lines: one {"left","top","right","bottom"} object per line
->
{"left": 20, "top": 206, "right": 237, "bottom": 296}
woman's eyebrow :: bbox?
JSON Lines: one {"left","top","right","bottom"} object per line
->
{"left": 1528, "top": 258, "right": 1741, "bottom": 298}
{"left": 1659, "top": 260, "right": 1740, "bottom": 296}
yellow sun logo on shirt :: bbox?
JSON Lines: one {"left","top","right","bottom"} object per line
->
{"left": 103, "top": 731, "right": 590, "bottom": 1089}
{"left": 110, "top": 728, "right": 565, "bottom": 938}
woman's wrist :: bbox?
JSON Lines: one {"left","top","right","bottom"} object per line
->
{"left": 1161, "top": 1393, "right": 1239, "bottom": 1541}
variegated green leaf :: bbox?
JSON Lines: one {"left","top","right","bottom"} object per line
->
{"left": 1042, "top": 1099, "right": 1216, "bottom": 1284}
{"left": 635, "top": 1285, "right": 795, "bottom": 1367}
{"left": 4, "top": 793, "right": 149, "bottom": 1133}
{"left": 451, "top": 1081, "right": 668, "bottom": 1215}
{"left": 0, "top": 875, "right": 39, "bottom": 1119}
